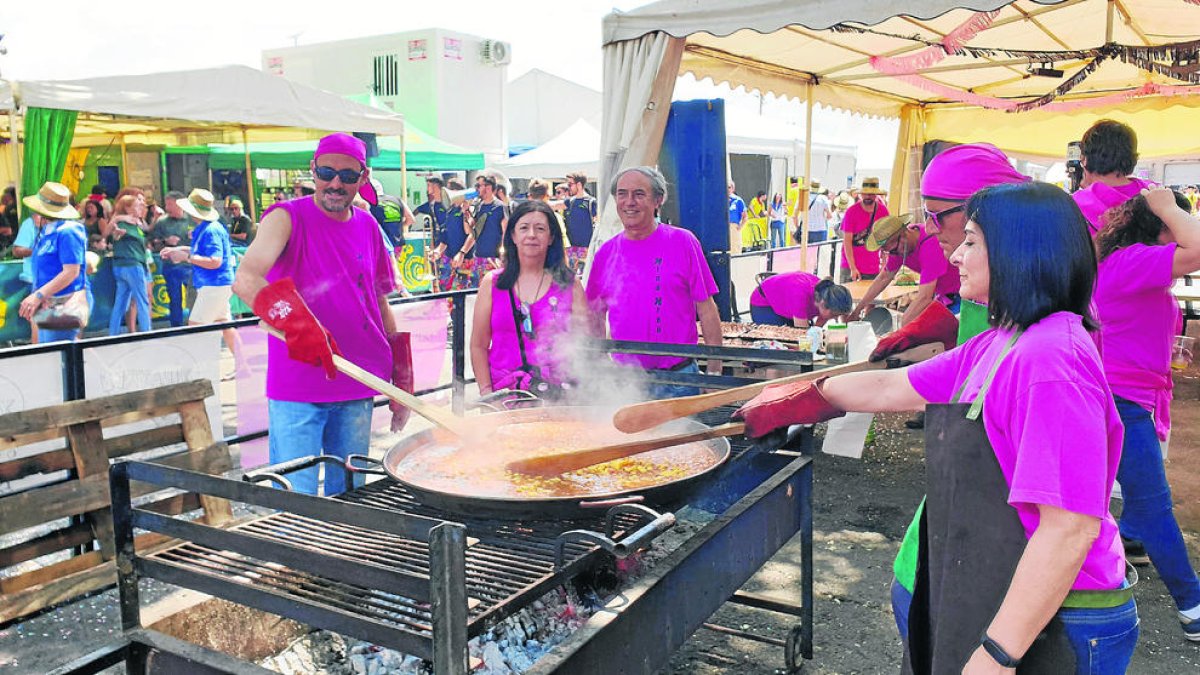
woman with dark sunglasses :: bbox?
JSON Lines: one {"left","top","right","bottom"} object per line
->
{"left": 470, "top": 199, "right": 586, "bottom": 399}
{"left": 737, "top": 182, "right": 1136, "bottom": 674}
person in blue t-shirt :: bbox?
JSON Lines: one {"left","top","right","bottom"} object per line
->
{"left": 728, "top": 181, "right": 747, "bottom": 255}
{"left": 550, "top": 171, "right": 597, "bottom": 275}
{"left": 17, "top": 182, "right": 89, "bottom": 344}
{"left": 456, "top": 171, "right": 507, "bottom": 288}
{"left": 161, "top": 188, "right": 249, "bottom": 376}
{"left": 11, "top": 214, "right": 41, "bottom": 342}
{"left": 421, "top": 178, "right": 472, "bottom": 292}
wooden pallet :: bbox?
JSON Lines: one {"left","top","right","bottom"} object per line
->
{"left": 0, "top": 379, "right": 233, "bottom": 624}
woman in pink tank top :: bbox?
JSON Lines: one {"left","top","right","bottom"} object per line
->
{"left": 470, "top": 200, "right": 587, "bottom": 398}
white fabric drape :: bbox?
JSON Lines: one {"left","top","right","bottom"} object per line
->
{"left": 589, "top": 32, "right": 685, "bottom": 268}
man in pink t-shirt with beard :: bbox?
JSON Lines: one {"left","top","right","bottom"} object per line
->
{"left": 586, "top": 166, "right": 722, "bottom": 399}
{"left": 839, "top": 177, "right": 887, "bottom": 280}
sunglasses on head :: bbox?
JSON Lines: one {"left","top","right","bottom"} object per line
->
{"left": 923, "top": 203, "right": 966, "bottom": 234}
{"left": 313, "top": 165, "right": 365, "bottom": 184}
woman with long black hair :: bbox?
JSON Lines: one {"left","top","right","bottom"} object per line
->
{"left": 470, "top": 200, "right": 586, "bottom": 397}
{"left": 737, "top": 182, "right": 1135, "bottom": 673}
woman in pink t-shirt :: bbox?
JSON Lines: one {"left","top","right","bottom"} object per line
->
{"left": 736, "top": 182, "right": 1135, "bottom": 672}
{"left": 470, "top": 200, "right": 586, "bottom": 399}
{"left": 1094, "top": 187, "right": 1200, "bottom": 639}
{"left": 748, "top": 272, "right": 851, "bottom": 327}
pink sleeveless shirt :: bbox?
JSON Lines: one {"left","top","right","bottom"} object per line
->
{"left": 486, "top": 272, "right": 574, "bottom": 388}
{"left": 265, "top": 198, "right": 397, "bottom": 402}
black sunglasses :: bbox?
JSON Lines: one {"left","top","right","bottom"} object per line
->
{"left": 313, "top": 165, "right": 364, "bottom": 184}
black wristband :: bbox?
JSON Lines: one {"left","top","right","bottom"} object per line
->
{"left": 980, "top": 635, "right": 1021, "bottom": 668}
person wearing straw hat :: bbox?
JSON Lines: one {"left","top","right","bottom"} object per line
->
{"left": 162, "top": 189, "right": 249, "bottom": 377}
{"left": 840, "top": 177, "right": 888, "bottom": 281}
{"left": 848, "top": 213, "right": 960, "bottom": 329}
{"left": 17, "top": 182, "right": 89, "bottom": 344}
{"left": 805, "top": 180, "right": 832, "bottom": 244}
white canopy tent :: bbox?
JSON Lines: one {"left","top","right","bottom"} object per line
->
{"left": 598, "top": 0, "right": 1200, "bottom": 260}
{"left": 495, "top": 119, "right": 601, "bottom": 180}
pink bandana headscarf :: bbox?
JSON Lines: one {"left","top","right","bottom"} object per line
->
{"left": 921, "top": 143, "right": 1030, "bottom": 201}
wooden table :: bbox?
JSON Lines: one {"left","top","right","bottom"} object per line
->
{"left": 847, "top": 279, "right": 920, "bottom": 305}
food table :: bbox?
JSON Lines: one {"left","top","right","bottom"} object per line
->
{"left": 846, "top": 279, "right": 920, "bottom": 306}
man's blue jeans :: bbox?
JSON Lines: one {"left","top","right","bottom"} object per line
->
{"left": 161, "top": 265, "right": 191, "bottom": 327}
{"left": 110, "top": 264, "right": 151, "bottom": 335}
{"left": 769, "top": 221, "right": 786, "bottom": 248}
{"left": 268, "top": 398, "right": 373, "bottom": 496}
{"left": 1115, "top": 397, "right": 1200, "bottom": 611}
{"left": 646, "top": 361, "right": 701, "bottom": 400}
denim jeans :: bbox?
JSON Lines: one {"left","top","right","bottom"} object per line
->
{"left": 39, "top": 327, "right": 79, "bottom": 343}
{"left": 1114, "top": 397, "right": 1200, "bottom": 611}
{"left": 750, "top": 304, "right": 789, "bottom": 326}
{"left": 267, "top": 398, "right": 374, "bottom": 496}
{"left": 807, "top": 230, "right": 827, "bottom": 243}
{"left": 769, "top": 221, "right": 786, "bottom": 248}
{"left": 892, "top": 579, "right": 1137, "bottom": 673}
{"left": 161, "top": 265, "right": 192, "bottom": 328}
{"left": 1057, "top": 598, "right": 1139, "bottom": 674}
{"left": 110, "top": 264, "right": 151, "bottom": 335}
{"left": 646, "top": 361, "right": 701, "bottom": 400}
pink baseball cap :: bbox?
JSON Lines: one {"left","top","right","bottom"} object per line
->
{"left": 314, "top": 132, "right": 366, "bottom": 167}
{"left": 921, "top": 143, "right": 1030, "bottom": 201}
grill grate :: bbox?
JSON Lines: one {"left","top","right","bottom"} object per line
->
{"left": 144, "top": 405, "right": 756, "bottom": 641}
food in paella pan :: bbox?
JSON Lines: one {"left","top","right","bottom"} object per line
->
{"left": 741, "top": 324, "right": 808, "bottom": 341}
{"left": 393, "top": 419, "right": 725, "bottom": 499}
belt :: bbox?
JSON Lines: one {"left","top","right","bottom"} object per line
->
{"left": 649, "top": 358, "right": 695, "bottom": 372}
{"left": 1060, "top": 563, "right": 1138, "bottom": 609}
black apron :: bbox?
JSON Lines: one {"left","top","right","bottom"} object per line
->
{"left": 904, "top": 332, "right": 1075, "bottom": 674}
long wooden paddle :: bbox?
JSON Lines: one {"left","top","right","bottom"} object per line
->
{"left": 259, "top": 323, "right": 473, "bottom": 438}
{"left": 612, "top": 343, "right": 945, "bottom": 434}
{"left": 507, "top": 422, "right": 746, "bottom": 476}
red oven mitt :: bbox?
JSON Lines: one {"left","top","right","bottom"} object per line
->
{"left": 254, "top": 278, "right": 341, "bottom": 379}
{"left": 388, "top": 331, "right": 415, "bottom": 432}
{"left": 732, "top": 376, "right": 845, "bottom": 438}
{"left": 869, "top": 301, "right": 958, "bottom": 363}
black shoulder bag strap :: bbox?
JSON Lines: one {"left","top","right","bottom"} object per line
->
{"left": 853, "top": 202, "right": 879, "bottom": 247}
{"left": 506, "top": 285, "right": 534, "bottom": 375}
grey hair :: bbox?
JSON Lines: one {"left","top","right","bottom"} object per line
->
{"left": 609, "top": 166, "right": 668, "bottom": 202}
{"left": 814, "top": 278, "right": 853, "bottom": 315}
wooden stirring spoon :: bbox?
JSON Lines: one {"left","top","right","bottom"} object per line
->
{"left": 506, "top": 422, "right": 746, "bottom": 476}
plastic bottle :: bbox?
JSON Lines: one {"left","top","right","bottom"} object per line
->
{"left": 825, "top": 322, "right": 849, "bottom": 362}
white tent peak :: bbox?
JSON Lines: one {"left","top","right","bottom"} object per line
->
{"left": 496, "top": 119, "right": 600, "bottom": 179}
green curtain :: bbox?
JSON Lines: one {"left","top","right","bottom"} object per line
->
{"left": 20, "top": 107, "right": 78, "bottom": 219}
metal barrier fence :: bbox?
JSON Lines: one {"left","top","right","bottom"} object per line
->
{"left": 728, "top": 238, "right": 844, "bottom": 318}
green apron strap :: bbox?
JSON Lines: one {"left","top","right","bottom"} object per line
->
{"left": 964, "top": 330, "right": 1023, "bottom": 420}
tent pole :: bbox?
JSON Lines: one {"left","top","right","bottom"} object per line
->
{"left": 7, "top": 109, "right": 21, "bottom": 200}
{"left": 1105, "top": 0, "right": 1115, "bottom": 42}
{"left": 800, "top": 84, "right": 814, "bottom": 271}
{"left": 400, "top": 122, "right": 408, "bottom": 202}
{"left": 241, "top": 127, "right": 257, "bottom": 221}
{"left": 119, "top": 133, "right": 129, "bottom": 187}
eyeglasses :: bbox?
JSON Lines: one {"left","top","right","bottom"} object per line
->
{"left": 922, "top": 203, "right": 966, "bottom": 234}
{"left": 313, "top": 165, "right": 365, "bottom": 184}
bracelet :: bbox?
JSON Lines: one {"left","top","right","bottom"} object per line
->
{"left": 980, "top": 635, "right": 1020, "bottom": 668}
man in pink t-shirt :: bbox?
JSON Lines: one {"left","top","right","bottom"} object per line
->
{"left": 1072, "top": 120, "right": 1155, "bottom": 235}
{"left": 586, "top": 166, "right": 722, "bottom": 398}
{"left": 849, "top": 215, "right": 960, "bottom": 326}
{"left": 234, "top": 133, "right": 399, "bottom": 496}
{"left": 839, "top": 177, "right": 887, "bottom": 280}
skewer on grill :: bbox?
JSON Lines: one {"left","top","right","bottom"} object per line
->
{"left": 260, "top": 322, "right": 475, "bottom": 438}
{"left": 611, "top": 343, "right": 944, "bottom": 433}
{"left": 505, "top": 422, "right": 746, "bottom": 476}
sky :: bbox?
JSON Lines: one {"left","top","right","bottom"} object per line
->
{"left": 0, "top": 0, "right": 897, "bottom": 167}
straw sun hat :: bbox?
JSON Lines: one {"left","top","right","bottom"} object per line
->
{"left": 865, "top": 213, "right": 916, "bottom": 251}
{"left": 177, "top": 188, "right": 220, "bottom": 221}
{"left": 23, "top": 182, "right": 80, "bottom": 220}
{"left": 858, "top": 177, "right": 887, "bottom": 195}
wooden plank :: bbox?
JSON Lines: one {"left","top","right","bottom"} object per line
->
{"left": 0, "top": 424, "right": 185, "bottom": 484}
{"left": 67, "top": 423, "right": 117, "bottom": 560}
{"left": 0, "top": 445, "right": 72, "bottom": 483}
{"left": 0, "top": 427, "right": 65, "bottom": 452}
{"left": 0, "top": 521, "right": 93, "bottom": 568}
{"left": 141, "top": 492, "right": 203, "bottom": 517}
{"left": 1, "top": 404, "right": 186, "bottom": 453}
{"left": 178, "top": 403, "right": 233, "bottom": 526}
{"left": 0, "top": 532, "right": 177, "bottom": 622}
{"left": 104, "top": 424, "right": 186, "bottom": 460}
{"left": 0, "top": 473, "right": 111, "bottom": 534}
{"left": 0, "top": 379, "right": 213, "bottom": 438}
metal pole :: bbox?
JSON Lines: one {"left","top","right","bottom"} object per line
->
{"left": 242, "top": 127, "right": 257, "bottom": 221}
{"left": 400, "top": 124, "right": 408, "bottom": 204}
{"left": 800, "top": 85, "right": 814, "bottom": 271}
{"left": 451, "top": 296, "right": 466, "bottom": 415}
{"left": 119, "top": 133, "right": 129, "bottom": 187}
{"left": 6, "top": 109, "right": 19, "bottom": 198}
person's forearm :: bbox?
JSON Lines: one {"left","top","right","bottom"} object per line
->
{"left": 379, "top": 296, "right": 397, "bottom": 334}
{"left": 37, "top": 266, "right": 81, "bottom": 298}
{"left": 900, "top": 287, "right": 936, "bottom": 326}
{"left": 12, "top": 246, "right": 32, "bottom": 259}
{"left": 1162, "top": 204, "right": 1200, "bottom": 250}
{"left": 850, "top": 271, "right": 895, "bottom": 316}
{"left": 469, "top": 346, "right": 492, "bottom": 393}
{"left": 698, "top": 299, "right": 723, "bottom": 375}
{"left": 820, "top": 369, "right": 926, "bottom": 413}
{"left": 190, "top": 254, "right": 222, "bottom": 270}
{"left": 981, "top": 510, "right": 1096, "bottom": 661}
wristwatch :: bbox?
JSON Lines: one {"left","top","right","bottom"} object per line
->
{"left": 33, "top": 290, "right": 44, "bottom": 300}
{"left": 981, "top": 635, "right": 1021, "bottom": 668}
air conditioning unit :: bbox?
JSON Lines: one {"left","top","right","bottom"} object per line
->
{"left": 480, "top": 40, "right": 512, "bottom": 66}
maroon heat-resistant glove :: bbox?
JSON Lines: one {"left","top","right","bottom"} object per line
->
{"left": 388, "top": 331, "right": 415, "bottom": 432}
{"left": 254, "top": 278, "right": 341, "bottom": 380}
{"left": 869, "top": 301, "right": 958, "bottom": 363}
{"left": 732, "top": 376, "right": 845, "bottom": 438}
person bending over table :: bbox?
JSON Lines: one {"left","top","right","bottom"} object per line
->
{"left": 1094, "top": 187, "right": 1200, "bottom": 642}
{"left": 470, "top": 200, "right": 586, "bottom": 398}
{"left": 748, "top": 272, "right": 851, "bottom": 327}
{"left": 848, "top": 214, "right": 960, "bottom": 326}
{"left": 737, "top": 182, "right": 1136, "bottom": 673}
